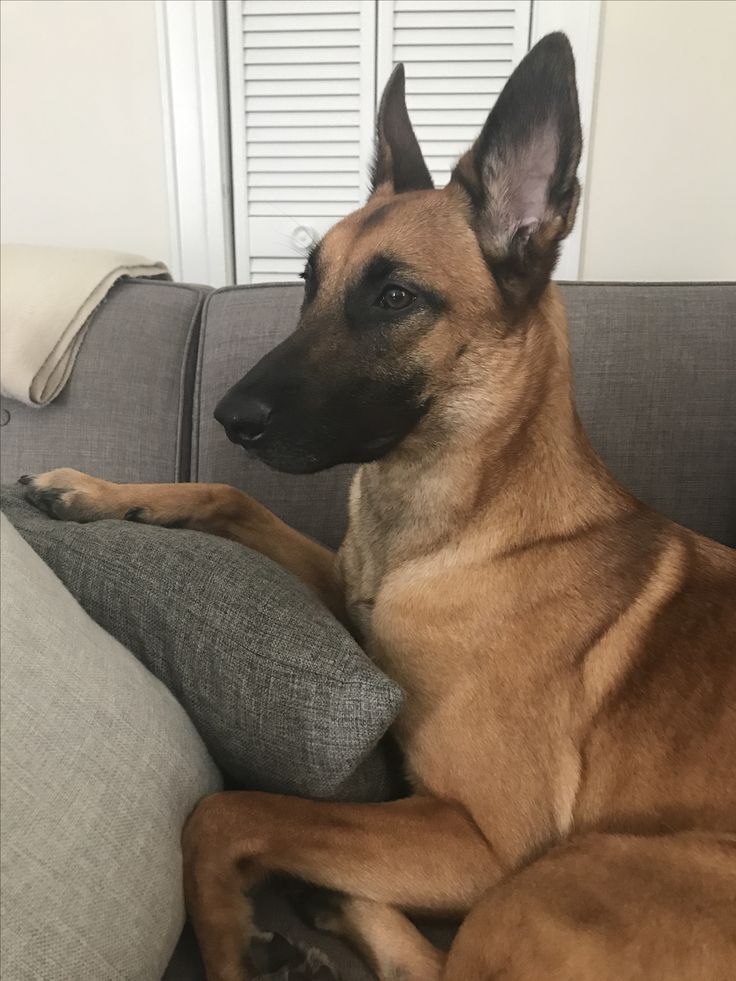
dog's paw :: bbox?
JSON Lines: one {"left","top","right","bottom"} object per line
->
{"left": 288, "top": 883, "right": 350, "bottom": 938}
{"left": 247, "top": 928, "right": 341, "bottom": 980}
{"left": 20, "top": 468, "right": 117, "bottom": 522}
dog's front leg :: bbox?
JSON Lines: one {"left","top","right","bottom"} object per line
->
{"left": 182, "top": 792, "right": 500, "bottom": 981}
{"left": 20, "top": 469, "right": 345, "bottom": 621}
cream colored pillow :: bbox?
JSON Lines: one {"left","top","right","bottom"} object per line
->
{"left": 0, "top": 515, "right": 221, "bottom": 981}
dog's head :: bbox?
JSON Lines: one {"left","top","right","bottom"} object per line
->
{"left": 215, "top": 33, "right": 582, "bottom": 473}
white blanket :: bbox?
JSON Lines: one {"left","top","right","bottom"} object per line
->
{"left": 0, "top": 244, "right": 169, "bottom": 406}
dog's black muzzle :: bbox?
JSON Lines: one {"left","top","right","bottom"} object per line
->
{"left": 214, "top": 327, "right": 430, "bottom": 474}
{"left": 213, "top": 331, "right": 327, "bottom": 473}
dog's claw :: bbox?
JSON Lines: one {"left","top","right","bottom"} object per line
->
{"left": 23, "top": 479, "right": 69, "bottom": 520}
{"left": 17, "top": 474, "right": 32, "bottom": 485}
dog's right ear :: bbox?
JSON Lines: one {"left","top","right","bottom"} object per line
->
{"left": 371, "top": 64, "right": 434, "bottom": 196}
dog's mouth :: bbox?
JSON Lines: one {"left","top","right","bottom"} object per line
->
{"left": 355, "top": 431, "right": 402, "bottom": 454}
{"left": 221, "top": 417, "right": 405, "bottom": 474}
{"left": 214, "top": 351, "right": 431, "bottom": 473}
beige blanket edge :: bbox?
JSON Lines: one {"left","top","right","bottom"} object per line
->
{"left": 1, "top": 244, "right": 169, "bottom": 406}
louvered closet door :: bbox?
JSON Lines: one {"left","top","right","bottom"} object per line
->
{"left": 228, "top": 0, "right": 533, "bottom": 283}
{"left": 377, "top": 0, "right": 532, "bottom": 188}
{"left": 228, "top": 0, "right": 376, "bottom": 283}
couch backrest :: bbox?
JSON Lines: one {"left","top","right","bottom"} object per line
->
{"left": 0, "top": 279, "right": 208, "bottom": 484}
{"left": 2, "top": 280, "right": 734, "bottom": 548}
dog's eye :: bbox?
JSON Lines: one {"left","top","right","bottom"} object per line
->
{"left": 377, "top": 284, "right": 416, "bottom": 311}
{"left": 299, "top": 264, "right": 313, "bottom": 282}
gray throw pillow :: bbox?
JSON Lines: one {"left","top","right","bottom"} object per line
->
{"left": 1, "top": 485, "right": 403, "bottom": 801}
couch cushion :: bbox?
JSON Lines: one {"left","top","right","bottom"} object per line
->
{"left": 2, "top": 485, "right": 403, "bottom": 802}
{"left": 0, "top": 279, "right": 208, "bottom": 485}
{"left": 565, "top": 282, "right": 735, "bottom": 547}
{"left": 195, "top": 282, "right": 735, "bottom": 547}
{"left": 0, "top": 514, "right": 221, "bottom": 981}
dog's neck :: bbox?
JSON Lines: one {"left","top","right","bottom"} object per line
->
{"left": 350, "top": 286, "right": 633, "bottom": 567}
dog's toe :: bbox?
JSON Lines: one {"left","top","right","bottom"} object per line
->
{"left": 23, "top": 478, "right": 71, "bottom": 520}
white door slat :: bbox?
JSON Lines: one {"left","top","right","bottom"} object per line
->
{"left": 242, "top": 12, "right": 359, "bottom": 32}
{"left": 247, "top": 157, "right": 362, "bottom": 173}
{"left": 246, "top": 125, "right": 361, "bottom": 142}
{"left": 244, "top": 47, "right": 362, "bottom": 65}
{"left": 249, "top": 186, "right": 359, "bottom": 203}
{"left": 245, "top": 0, "right": 362, "bottom": 14}
{"left": 246, "top": 79, "right": 361, "bottom": 96}
{"left": 394, "top": 10, "right": 516, "bottom": 28}
{"left": 245, "top": 93, "right": 360, "bottom": 113}
{"left": 395, "top": 43, "right": 514, "bottom": 61}
{"left": 247, "top": 142, "right": 359, "bottom": 158}
{"left": 244, "top": 30, "right": 361, "bottom": 49}
{"left": 244, "top": 63, "right": 361, "bottom": 81}
{"left": 396, "top": 0, "right": 516, "bottom": 10}
{"left": 394, "top": 27, "right": 515, "bottom": 44}
{"left": 248, "top": 171, "right": 359, "bottom": 187}
{"left": 248, "top": 202, "right": 354, "bottom": 218}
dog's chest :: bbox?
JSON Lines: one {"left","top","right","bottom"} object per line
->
{"left": 340, "top": 504, "right": 588, "bottom": 852}
{"left": 339, "top": 464, "right": 454, "bottom": 636}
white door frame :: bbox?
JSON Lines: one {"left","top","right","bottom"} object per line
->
{"left": 155, "top": 0, "right": 233, "bottom": 286}
{"left": 157, "top": 0, "right": 601, "bottom": 286}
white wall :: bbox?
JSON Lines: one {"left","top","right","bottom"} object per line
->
{"left": 0, "top": 0, "right": 171, "bottom": 263}
{"left": 581, "top": 0, "right": 736, "bottom": 280}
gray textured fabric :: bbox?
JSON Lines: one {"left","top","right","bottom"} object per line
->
{"left": 0, "top": 514, "right": 222, "bottom": 981}
{"left": 193, "top": 285, "right": 354, "bottom": 550}
{"left": 2, "top": 486, "right": 403, "bottom": 801}
{"left": 195, "top": 282, "right": 735, "bottom": 547}
{"left": 0, "top": 278, "right": 208, "bottom": 486}
{"left": 565, "top": 282, "right": 736, "bottom": 547}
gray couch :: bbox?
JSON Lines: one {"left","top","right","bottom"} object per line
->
{"left": 1, "top": 279, "right": 734, "bottom": 980}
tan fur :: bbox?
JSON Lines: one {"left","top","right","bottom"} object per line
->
{"left": 25, "top": 183, "right": 736, "bottom": 980}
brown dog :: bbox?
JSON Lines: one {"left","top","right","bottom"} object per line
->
{"left": 23, "top": 34, "right": 736, "bottom": 981}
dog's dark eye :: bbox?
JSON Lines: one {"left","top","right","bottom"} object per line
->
{"left": 377, "top": 284, "right": 415, "bottom": 311}
{"left": 299, "top": 264, "right": 313, "bottom": 282}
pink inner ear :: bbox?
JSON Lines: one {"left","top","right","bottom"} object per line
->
{"left": 509, "top": 123, "right": 559, "bottom": 230}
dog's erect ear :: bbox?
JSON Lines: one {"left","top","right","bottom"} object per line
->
{"left": 371, "top": 64, "right": 434, "bottom": 195}
{"left": 451, "top": 33, "right": 582, "bottom": 310}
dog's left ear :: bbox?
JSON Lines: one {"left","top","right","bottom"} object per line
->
{"left": 371, "top": 64, "right": 434, "bottom": 195}
{"left": 451, "top": 32, "right": 582, "bottom": 310}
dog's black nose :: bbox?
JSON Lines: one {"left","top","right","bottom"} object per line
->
{"left": 214, "top": 396, "right": 272, "bottom": 445}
